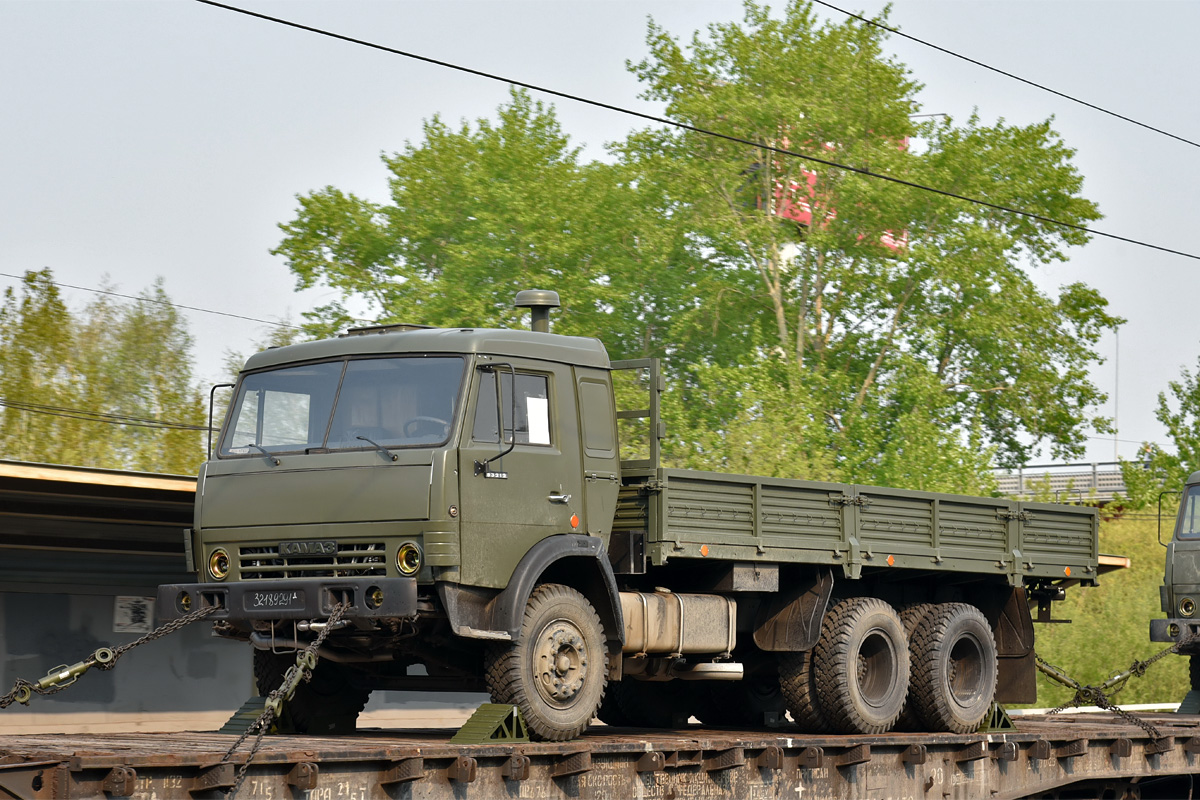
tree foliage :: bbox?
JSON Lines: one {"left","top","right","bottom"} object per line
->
{"left": 273, "top": 1, "right": 1119, "bottom": 493}
{"left": 0, "top": 269, "right": 205, "bottom": 474}
{"left": 1119, "top": 357, "right": 1200, "bottom": 508}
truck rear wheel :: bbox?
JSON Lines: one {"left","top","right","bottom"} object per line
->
{"left": 778, "top": 650, "right": 831, "bottom": 733}
{"left": 484, "top": 583, "right": 607, "bottom": 741}
{"left": 895, "top": 602, "right": 937, "bottom": 731}
{"left": 813, "top": 597, "right": 909, "bottom": 735}
{"left": 252, "top": 649, "right": 369, "bottom": 735}
{"left": 908, "top": 602, "right": 997, "bottom": 733}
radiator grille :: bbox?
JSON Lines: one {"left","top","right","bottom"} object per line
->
{"left": 239, "top": 542, "right": 387, "bottom": 579}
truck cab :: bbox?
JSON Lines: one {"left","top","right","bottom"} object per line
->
{"left": 159, "top": 292, "right": 627, "bottom": 738}
{"left": 1151, "top": 471, "right": 1200, "bottom": 649}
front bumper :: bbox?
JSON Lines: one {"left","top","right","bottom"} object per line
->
{"left": 156, "top": 577, "right": 418, "bottom": 622}
{"left": 1150, "top": 617, "right": 1200, "bottom": 645}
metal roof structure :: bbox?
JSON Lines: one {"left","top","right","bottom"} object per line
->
{"left": 243, "top": 327, "right": 611, "bottom": 371}
{"left": 0, "top": 460, "right": 195, "bottom": 590}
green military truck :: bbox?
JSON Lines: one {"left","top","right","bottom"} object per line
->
{"left": 158, "top": 290, "right": 1100, "bottom": 741}
{"left": 1151, "top": 470, "right": 1200, "bottom": 701}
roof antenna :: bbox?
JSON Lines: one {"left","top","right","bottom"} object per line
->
{"left": 514, "top": 290, "right": 560, "bottom": 333}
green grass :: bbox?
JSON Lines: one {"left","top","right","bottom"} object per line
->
{"left": 1022, "top": 516, "right": 1189, "bottom": 709}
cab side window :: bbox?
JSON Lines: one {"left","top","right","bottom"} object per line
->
{"left": 1179, "top": 488, "right": 1200, "bottom": 539}
{"left": 472, "top": 371, "right": 551, "bottom": 445}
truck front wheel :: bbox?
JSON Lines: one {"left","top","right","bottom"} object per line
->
{"left": 252, "top": 649, "right": 370, "bottom": 735}
{"left": 813, "top": 597, "right": 909, "bottom": 735}
{"left": 484, "top": 583, "right": 608, "bottom": 741}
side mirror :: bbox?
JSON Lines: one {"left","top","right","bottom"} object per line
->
{"left": 1159, "top": 490, "right": 1183, "bottom": 547}
{"left": 208, "top": 383, "right": 236, "bottom": 459}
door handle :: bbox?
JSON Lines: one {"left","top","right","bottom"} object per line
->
{"left": 548, "top": 492, "right": 572, "bottom": 504}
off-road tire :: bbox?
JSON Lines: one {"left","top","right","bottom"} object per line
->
{"left": 813, "top": 597, "right": 909, "bottom": 735}
{"left": 700, "top": 667, "right": 788, "bottom": 727}
{"left": 484, "top": 583, "right": 607, "bottom": 741}
{"left": 778, "top": 650, "right": 831, "bottom": 733}
{"left": 908, "top": 602, "right": 997, "bottom": 734}
{"left": 895, "top": 602, "right": 937, "bottom": 731}
{"left": 252, "top": 649, "right": 370, "bottom": 735}
{"left": 610, "top": 679, "right": 693, "bottom": 728}
{"left": 595, "top": 680, "right": 635, "bottom": 727}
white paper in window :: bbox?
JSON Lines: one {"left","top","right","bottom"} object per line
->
{"left": 526, "top": 397, "right": 550, "bottom": 444}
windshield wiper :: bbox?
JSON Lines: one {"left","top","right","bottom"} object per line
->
{"left": 357, "top": 435, "right": 398, "bottom": 462}
{"left": 244, "top": 443, "right": 280, "bottom": 466}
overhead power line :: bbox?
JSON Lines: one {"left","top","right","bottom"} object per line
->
{"left": 192, "top": 0, "right": 1200, "bottom": 263}
{"left": 0, "top": 398, "right": 212, "bottom": 432}
{"left": 0, "top": 271, "right": 304, "bottom": 331}
{"left": 1085, "top": 434, "right": 1164, "bottom": 448}
{"left": 810, "top": 0, "right": 1200, "bottom": 150}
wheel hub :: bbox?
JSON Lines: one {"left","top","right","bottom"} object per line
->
{"left": 535, "top": 624, "right": 588, "bottom": 705}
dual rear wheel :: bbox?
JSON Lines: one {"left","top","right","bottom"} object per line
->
{"left": 780, "top": 597, "right": 997, "bottom": 735}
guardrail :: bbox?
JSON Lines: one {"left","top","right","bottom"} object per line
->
{"left": 993, "top": 461, "right": 1133, "bottom": 502}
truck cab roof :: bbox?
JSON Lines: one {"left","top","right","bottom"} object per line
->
{"left": 242, "top": 327, "right": 611, "bottom": 372}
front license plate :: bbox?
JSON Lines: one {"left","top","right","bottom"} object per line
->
{"left": 245, "top": 589, "right": 305, "bottom": 612}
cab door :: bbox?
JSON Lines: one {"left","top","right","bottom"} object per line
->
{"left": 575, "top": 368, "right": 620, "bottom": 538}
{"left": 457, "top": 359, "right": 584, "bottom": 589}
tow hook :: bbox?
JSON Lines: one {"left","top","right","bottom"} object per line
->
{"left": 297, "top": 620, "right": 351, "bottom": 633}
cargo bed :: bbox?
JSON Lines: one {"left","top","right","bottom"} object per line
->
{"left": 616, "top": 468, "right": 1099, "bottom": 585}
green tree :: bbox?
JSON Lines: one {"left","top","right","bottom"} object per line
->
{"left": 0, "top": 269, "right": 206, "bottom": 474}
{"left": 274, "top": 90, "right": 650, "bottom": 345}
{"left": 1119, "top": 357, "right": 1200, "bottom": 508}
{"left": 272, "top": 2, "right": 1118, "bottom": 493}
{"left": 0, "top": 269, "right": 75, "bottom": 461}
{"left": 623, "top": 1, "right": 1118, "bottom": 487}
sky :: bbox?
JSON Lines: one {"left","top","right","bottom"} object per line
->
{"left": 2, "top": 0, "right": 1198, "bottom": 467}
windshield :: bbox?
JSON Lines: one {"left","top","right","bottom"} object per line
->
{"left": 220, "top": 356, "right": 466, "bottom": 456}
{"left": 1178, "top": 486, "right": 1200, "bottom": 540}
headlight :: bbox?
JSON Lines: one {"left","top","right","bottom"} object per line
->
{"left": 397, "top": 542, "right": 422, "bottom": 576}
{"left": 208, "top": 548, "right": 230, "bottom": 581}
{"left": 1182, "top": 597, "right": 1196, "bottom": 617}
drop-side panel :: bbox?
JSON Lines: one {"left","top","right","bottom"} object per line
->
{"left": 759, "top": 483, "right": 845, "bottom": 554}
{"left": 619, "top": 468, "right": 1097, "bottom": 579}
{"left": 662, "top": 476, "right": 756, "bottom": 545}
{"left": 613, "top": 483, "right": 650, "bottom": 536}
{"left": 938, "top": 499, "right": 1010, "bottom": 553}
{"left": 1018, "top": 502, "right": 1099, "bottom": 581}
{"left": 855, "top": 487, "right": 936, "bottom": 558}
